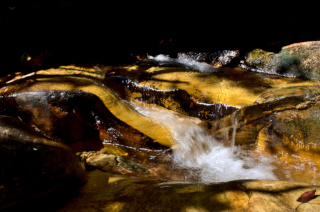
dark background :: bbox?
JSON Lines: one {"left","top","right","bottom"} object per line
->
{"left": 1, "top": 1, "right": 319, "bottom": 74}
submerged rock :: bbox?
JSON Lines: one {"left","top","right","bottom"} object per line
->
{"left": 0, "top": 115, "right": 87, "bottom": 210}
{"left": 86, "top": 154, "right": 116, "bottom": 172}
{"left": 116, "top": 156, "right": 149, "bottom": 173}
{"left": 58, "top": 172, "right": 320, "bottom": 212}
{"left": 79, "top": 150, "right": 150, "bottom": 174}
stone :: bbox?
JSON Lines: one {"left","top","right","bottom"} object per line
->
{"left": 282, "top": 41, "right": 320, "bottom": 79}
{"left": 203, "top": 85, "right": 320, "bottom": 145}
{"left": 118, "top": 77, "right": 238, "bottom": 121}
{"left": 244, "top": 41, "right": 320, "bottom": 79}
{"left": 0, "top": 115, "right": 87, "bottom": 210}
{"left": 116, "top": 156, "right": 149, "bottom": 173}
{"left": 86, "top": 154, "right": 116, "bottom": 172}
{"left": 0, "top": 66, "right": 174, "bottom": 147}
{"left": 244, "top": 48, "right": 278, "bottom": 75}
{"left": 111, "top": 64, "right": 315, "bottom": 108}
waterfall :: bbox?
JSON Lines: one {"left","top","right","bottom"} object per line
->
{"left": 130, "top": 102, "right": 277, "bottom": 183}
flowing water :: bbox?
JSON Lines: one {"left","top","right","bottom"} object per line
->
{"left": 134, "top": 54, "right": 320, "bottom": 185}
{"left": 147, "top": 54, "right": 217, "bottom": 73}
{"left": 131, "top": 101, "right": 277, "bottom": 182}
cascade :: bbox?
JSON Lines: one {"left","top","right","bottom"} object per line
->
{"left": 130, "top": 101, "right": 276, "bottom": 182}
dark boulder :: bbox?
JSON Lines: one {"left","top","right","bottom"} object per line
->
{"left": 0, "top": 115, "right": 87, "bottom": 210}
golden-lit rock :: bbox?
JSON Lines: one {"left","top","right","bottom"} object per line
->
{"left": 201, "top": 85, "right": 320, "bottom": 184}
{"left": 114, "top": 65, "right": 315, "bottom": 108}
{"left": 0, "top": 68, "right": 174, "bottom": 147}
{"left": 203, "top": 85, "right": 320, "bottom": 145}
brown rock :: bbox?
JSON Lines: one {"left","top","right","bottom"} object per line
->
{"left": 86, "top": 154, "right": 116, "bottom": 172}
{"left": 0, "top": 115, "right": 87, "bottom": 210}
{"left": 116, "top": 156, "right": 149, "bottom": 173}
{"left": 204, "top": 85, "right": 320, "bottom": 146}
{"left": 0, "top": 69, "right": 173, "bottom": 147}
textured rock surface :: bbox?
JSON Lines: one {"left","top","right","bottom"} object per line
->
{"left": 201, "top": 85, "right": 320, "bottom": 184}
{"left": 111, "top": 65, "right": 315, "bottom": 108}
{"left": 203, "top": 85, "right": 320, "bottom": 146}
{"left": 116, "top": 156, "right": 149, "bottom": 173}
{"left": 1, "top": 48, "right": 320, "bottom": 211}
{"left": 0, "top": 67, "right": 174, "bottom": 147}
{"left": 244, "top": 41, "right": 320, "bottom": 79}
{"left": 86, "top": 154, "right": 116, "bottom": 172}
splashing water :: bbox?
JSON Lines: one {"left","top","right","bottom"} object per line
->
{"left": 130, "top": 102, "right": 277, "bottom": 182}
{"left": 147, "top": 54, "right": 217, "bottom": 73}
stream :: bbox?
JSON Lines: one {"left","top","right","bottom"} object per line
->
{"left": 2, "top": 51, "right": 320, "bottom": 211}
{"left": 2, "top": 2, "right": 320, "bottom": 210}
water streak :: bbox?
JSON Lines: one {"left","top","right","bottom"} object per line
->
{"left": 147, "top": 54, "right": 216, "bottom": 73}
{"left": 230, "top": 110, "right": 239, "bottom": 153}
{"left": 130, "top": 102, "right": 277, "bottom": 182}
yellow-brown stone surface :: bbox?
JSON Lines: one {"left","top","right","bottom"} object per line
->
{"left": 2, "top": 64, "right": 320, "bottom": 211}
{"left": 115, "top": 65, "right": 316, "bottom": 107}
{"left": 1, "top": 68, "right": 174, "bottom": 147}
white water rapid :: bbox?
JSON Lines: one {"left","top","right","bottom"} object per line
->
{"left": 131, "top": 102, "right": 277, "bottom": 183}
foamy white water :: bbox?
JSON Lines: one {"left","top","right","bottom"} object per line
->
{"left": 147, "top": 54, "right": 216, "bottom": 73}
{"left": 130, "top": 102, "right": 277, "bottom": 182}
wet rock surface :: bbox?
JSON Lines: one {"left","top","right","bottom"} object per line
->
{"left": 0, "top": 69, "right": 173, "bottom": 147}
{"left": 1, "top": 42, "right": 320, "bottom": 211}
{"left": 86, "top": 154, "right": 116, "bottom": 172}
{"left": 108, "top": 64, "right": 314, "bottom": 108}
{"left": 116, "top": 156, "right": 149, "bottom": 173}
{"left": 77, "top": 151, "right": 150, "bottom": 174}
{"left": 106, "top": 75, "right": 238, "bottom": 121}
{"left": 201, "top": 85, "right": 320, "bottom": 184}
{"left": 203, "top": 85, "right": 320, "bottom": 146}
